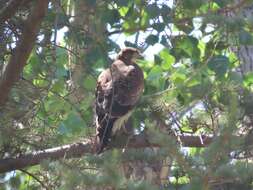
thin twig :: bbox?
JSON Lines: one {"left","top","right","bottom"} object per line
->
{"left": 19, "top": 169, "right": 50, "bottom": 190}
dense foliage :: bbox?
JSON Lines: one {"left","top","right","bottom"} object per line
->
{"left": 1, "top": 0, "right": 253, "bottom": 189}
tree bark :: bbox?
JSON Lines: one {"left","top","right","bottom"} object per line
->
{"left": 0, "top": 0, "right": 49, "bottom": 106}
{"left": 0, "top": 134, "right": 213, "bottom": 174}
{"left": 230, "top": 1, "right": 253, "bottom": 74}
{"left": 66, "top": 0, "right": 87, "bottom": 104}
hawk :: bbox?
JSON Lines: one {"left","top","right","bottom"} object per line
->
{"left": 95, "top": 47, "right": 144, "bottom": 153}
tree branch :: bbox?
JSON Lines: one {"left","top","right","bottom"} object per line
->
{"left": 0, "top": 0, "right": 49, "bottom": 106}
{"left": 0, "top": 134, "right": 213, "bottom": 174}
{"left": 0, "top": 141, "right": 93, "bottom": 174}
{"left": 19, "top": 169, "right": 50, "bottom": 190}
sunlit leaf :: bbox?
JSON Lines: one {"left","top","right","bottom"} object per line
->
{"left": 140, "top": 10, "right": 149, "bottom": 27}
{"left": 118, "top": 6, "right": 129, "bottom": 16}
{"left": 243, "top": 72, "right": 253, "bottom": 86}
{"left": 159, "top": 49, "right": 175, "bottom": 70}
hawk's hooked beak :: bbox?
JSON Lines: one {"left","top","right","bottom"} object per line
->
{"left": 132, "top": 51, "right": 144, "bottom": 63}
{"left": 135, "top": 51, "right": 144, "bottom": 60}
{"left": 138, "top": 53, "right": 144, "bottom": 59}
{"left": 133, "top": 53, "right": 144, "bottom": 63}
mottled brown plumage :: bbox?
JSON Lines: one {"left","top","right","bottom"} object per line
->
{"left": 95, "top": 47, "right": 144, "bottom": 153}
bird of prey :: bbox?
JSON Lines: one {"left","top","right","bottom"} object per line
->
{"left": 95, "top": 47, "right": 144, "bottom": 153}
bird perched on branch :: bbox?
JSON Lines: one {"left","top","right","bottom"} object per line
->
{"left": 95, "top": 47, "right": 144, "bottom": 153}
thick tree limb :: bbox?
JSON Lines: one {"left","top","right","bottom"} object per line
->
{"left": 0, "top": 0, "right": 49, "bottom": 105}
{"left": 0, "top": 135, "right": 213, "bottom": 174}
{"left": 0, "top": 141, "right": 93, "bottom": 174}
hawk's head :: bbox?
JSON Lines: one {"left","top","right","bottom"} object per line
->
{"left": 117, "top": 47, "right": 143, "bottom": 64}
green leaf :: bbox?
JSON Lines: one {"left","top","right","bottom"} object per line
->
{"left": 171, "top": 36, "right": 200, "bottom": 60}
{"left": 102, "top": 9, "right": 121, "bottom": 25}
{"left": 182, "top": 0, "right": 204, "bottom": 10}
{"left": 187, "top": 78, "right": 200, "bottom": 87}
{"left": 24, "top": 52, "right": 41, "bottom": 79}
{"left": 189, "top": 83, "right": 210, "bottom": 99}
{"left": 214, "top": 0, "right": 229, "bottom": 8}
{"left": 80, "top": 95, "right": 93, "bottom": 111}
{"left": 125, "top": 4, "right": 134, "bottom": 18}
{"left": 140, "top": 10, "right": 149, "bottom": 27}
{"left": 159, "top": 49, "right": 175, "bottom": 70}
{"left": 122, "top": 22, "right": 136, "bottom": 35}
{"left": 243, "top": 72, "right": 253, "bottom": 86}
{"left": 118, "top": 6, "right": 129, "bottom": 17}
{"left": 207, "top": 55, "right": 229, "bottom": 77}
{"left": 51, "top": 79, "right": 65, "bottom": 93}
{"left": 59, "top": 111, "right": 86, "bottom": 134}
{"left": 152, "top": 23, "right": 165, "bottom": 32}
{"left": 145, "top": 34, "right": 159, "bottom": 45}
{"left": 56, "top": 47, "right": 68, "bottom": 66}
{"left": 171, "top": 71, "right": 187, "bottom": 84}
{"left": 147, "top": 65, "right": 163, "bottom": 81}
{"left": 124, "top": 41, "right": 138, "bottom": 48}
{"left": 176, "top": 21, "right": 194, "bottom": 34}
{"left": 56, "top": 48, "right": 68, "bottom": 78}
{"left": 116, "top": 0, "right": 132, "bottom": 6}
{"left": 161, "top": 4, "right": 172, "bottom": 23}
{"left": 56, "top": 13, "right": 69, "bottom": 29}
{"left": 83, "top": 75, "right": 96, "bottom": 90}
{"left": 160, "top": 35, "right": 169, "bottom": 46}
{"left": 146, "top": 4, "right": 160, "bottom": 18}
{"left": 33, "top": 78, "right": 49, "bottom": 88}
{"left": 154, "top": 54, "right": 162, "bottom": 65}
{"left": 44, "top": 96, "right": 65, "bottom": 113}
{"left": 9, "top": 176, "right": 21, "bottom": 189}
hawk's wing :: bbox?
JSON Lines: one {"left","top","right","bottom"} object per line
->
{"left": 96, "top": 60, "right": 144, "bottom": 117}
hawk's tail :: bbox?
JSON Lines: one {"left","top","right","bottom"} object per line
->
{"left": 96, "top": 116, "right": 116, "bottom": 154}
